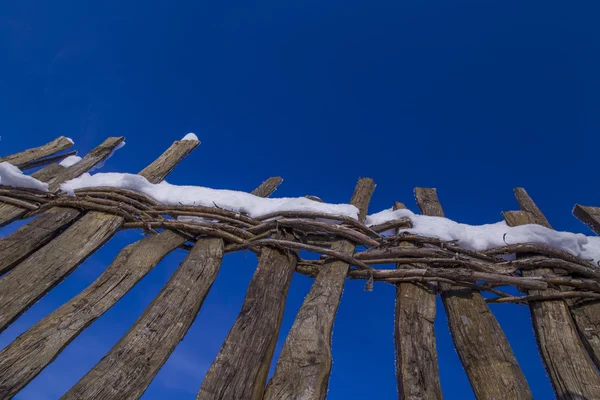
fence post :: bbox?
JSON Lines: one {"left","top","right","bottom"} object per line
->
{"left": 503, "top": 210, "right": 600, "bottom": 399}
{"left": 415, "top": 188, "right": 531, "bottom": 400}
{"left": 392, "top": 201, "right": 442, "bottom": 400}
{"left": 57, "top": 177, "right": 281, "bottom": 400}
{"left": 0, "top": 138, "right": 199, "bottom": 332}
{"left": 0, "top": 136, "right": 73, "bottom": 169}
{"left": 264, "top": 178, "right": 375, "bottom": 400}
{"left": 516, "top": 189, "right": 600, "bottom": 369}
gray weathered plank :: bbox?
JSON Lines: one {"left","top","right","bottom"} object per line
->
{"left": 59, "top": 177, "right": 278, "bottom": 400}
{"left": 415, "top": 188, "right": 531, "bottom": 400}
{"left": 0, "top": 136, "right": 73, "bottom": 169}
{"left": 0, "top": 207, "right": 81, "bottom": 275}
{"left": 515, "top": 189, "right": 600, "bottom": 369}
{"left": 197, "top": 234, "right": 297, "bottom": 400}
{"left": 0, "top": 230, "right": 186, "bottom": 398}
{"left": 393, "top": 201, "right": 442, "bottom": 400}
{"left": 573, "top": 204, "right": 600, "bottom": 235}
{"left": 504, "top": 210, "right": 600, "bottom": 399}
{"left": 0, "top": 164, "right": 66, "bottom": 228}
{"left": 264, "top": 178, "right": 375, "bottom": 400}
{"left": 47, "top": 137, "right": 125, "bottom": 192}
{"left": 0, "top": 138, "right": 199, "bottom": 333}
{"left": 137, "top": 139, "right": 199, "bottom": 184}
{"left": 17, "top": 150, "right": 78, "bottom": 171}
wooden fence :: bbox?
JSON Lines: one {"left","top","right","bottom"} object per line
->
{"left": 0, "top": 136, "right": 599, "bottom": 399}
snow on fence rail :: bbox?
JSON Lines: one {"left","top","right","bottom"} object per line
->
{"left": 0, "top": 135, "right": 599, "bottom": 399}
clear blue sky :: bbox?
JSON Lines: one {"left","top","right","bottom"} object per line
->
{"left": 1, "top": 1, "right": 599, "bottom": 399}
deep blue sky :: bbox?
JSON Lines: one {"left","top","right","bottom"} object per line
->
{"left": 1, "top": 1, "right": 599, "bottom": 399}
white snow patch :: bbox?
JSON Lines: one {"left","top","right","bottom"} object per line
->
{"left": 60, "top": 172, "right": 358, "bottom": 219}
{"left": 0, "top": 162, "right": 48, "bottom": 191}
{"left": 90, "top": 141, "right": 125, "bottom": 172}
{"left": 65, "top": 137, "right": 74, "bottom": 145}
{"left": 181, "top": 133, "right": 199, "bottom": 142}
{"left": 59, "top": 155, "right": 82, "bottom": 167}
{"left": 366, "top": 208, "right": 598, "bottom": 265}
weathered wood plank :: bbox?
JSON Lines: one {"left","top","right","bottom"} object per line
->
{"left": 138, "top": 138, "right": 199, "bottom": 184}
{"left": 515, "top": 190, "right": 600, "bottom": 369}
{"left": 0, "top": 164, "right": 66, "bottom": 228}
{"left": 0, "top": 207, "right": 82, "bottom": 275}
{"left": 415, "top": 188, "right": 531, "bottom": 400}
{"left": 47, "top": 137, "right": 125, "bottom": 192}
{"left": 393, "top": 201, "right": 442, "bottom": 400}
{"left": 0, "top": 136, "right": 73, "bottom": 169}
{"left": 197, "top": 234, "right": 297, "bottom": 400}
{"left": 504, "top": 210, "right": 600, "bottom": 399}
{"left": 0, "top": 230, "right": 186, "bottom": 398}
{"left": 264, "top": 178, "right": 375, "bottom": 400}
{"left": 59, "top": 177, "right": 276, "bottom": 399}
{"left": 573, "top": 204, "right": 600, "bottom": 235}
{"left": 0, "top": 212, "right": 123, "bottom": 331}
{"left": 251, "top": 176, "right": 283, "bottom": 198}
{"left": 17, "top": 150, "right": 77, "bottom": 171}
{"left": 0, "top": 174, "right": 273, "bottom": 398}
{"left": 0, "top": 138, "right": 200, "bottom": 333}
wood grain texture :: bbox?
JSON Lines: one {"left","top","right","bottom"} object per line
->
{"left": 59, "top": 177, "right": 279, "bottom": 400}
{"left": 198, "top": 237, "right": 297, "bottom": 400}
{"left": 250, "top": 176, "right": 283, "bottom": 198}
{"left": 0, "top": 230, "right": 186, "bottom": 398}
{"left": 264, "top": 178, "right": 375, "bottom": 400}
{"left": 0, "top": 138, "right": 199, "bottom": 333}
{"left": 61, "top": 238, "right": 224, "bottom": 400}
{"left": 0, "top": 211, "right": 123, "bottom": 332}
{"left": 0, "top": 164, "right": 66, "bottom": 228}
{"left": 17, "top": 150, "right": 77, "bottom": 171}
{"left": 504, "top": 210, "right": 600, "bottom": 399}
{"left": 138, "top": 139, "right": 199, "bottom": 184}
{"left": 393, "top": 202, "right": 442, "bottom": 400}
{"left": 573, "top": 205, "right": 600, "bottom": 235}
{"left": 0, "top": 136, "right": 73, "bottom": 169}
{"left": 47, "top": 136, "right": 125, "bottom": 192}
{"left": 0, "top": 207, "right": 81, "bottom": 275}
{"left": 515, "top": 190, "right": 600, "bottom": 370}
{"left": 415, "top": 188, "right": 531, "bottom": 400}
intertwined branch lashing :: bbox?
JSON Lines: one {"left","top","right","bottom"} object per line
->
{"left": 2, "top": 184, "right": 599, "bottom": 305}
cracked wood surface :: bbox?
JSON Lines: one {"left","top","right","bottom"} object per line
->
{"left": 264, "top": 178, "right": 375, "bottom": 400}
{"left": 415, "top": 188, "right": 531, "bottom": 400}
{"left": 504, "top": 210, "right": 600, "bottom": 399}
{"left": 0, "top": 139, "right": 199, "bottom": 333}
{"left": 0, "top": 230, "right": 186, "bottom": 398}
{"left": 197, "top": 233, "right": 297, "bottom": 400}
{"left": 393, "top": 201, "right": 442, "bottom": 400}
{"left": 53, "top": 176, "right": 277, "bottom": 400}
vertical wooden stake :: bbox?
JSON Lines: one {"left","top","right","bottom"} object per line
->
{"left": 415, "top": 188, "right": 531, "bottom": 400}
{"left": 504, "top": 210, "right": 600, "bottom": 399}
{"left": 393, "top": 201, "right": 442, "bottom": 400}
{"left": 264, "top": 178, "right": 375, "bottom": 400}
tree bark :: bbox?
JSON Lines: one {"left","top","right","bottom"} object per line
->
{"left": 504, "top": 210, "right": 600, "bottom": 399}
{"left": 415, "top": 188, "right": 531, "bottom": 400}
{"left": 264, "top": 178, "right": 375, "bottom": 400}
{"left": 392, "top": 202, "right": 442, "bottom": 400}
